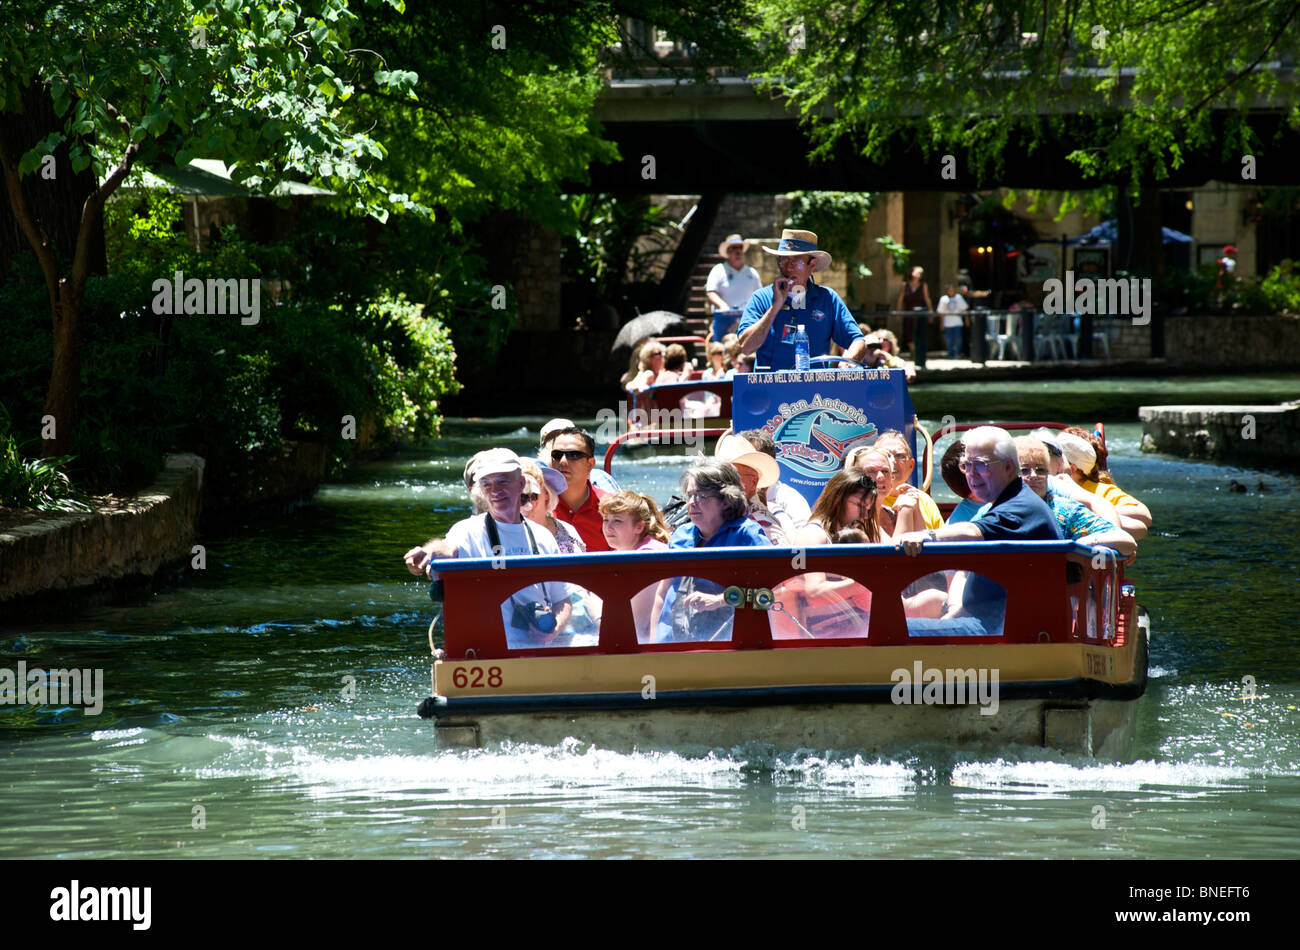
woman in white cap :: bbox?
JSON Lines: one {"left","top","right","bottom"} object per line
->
{"left": 520, "top": 458, "right": 585, "bottom": 553}
{"left": 1057, "top": 430, "right": 1151, "bottom": 540}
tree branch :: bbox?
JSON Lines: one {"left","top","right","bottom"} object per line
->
{"left": 0, "top": 133, "right": 60, "bottom": 311}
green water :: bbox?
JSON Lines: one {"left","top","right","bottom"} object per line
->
{"left": 3, "top": 380, "right": 1299, "bottom": 858}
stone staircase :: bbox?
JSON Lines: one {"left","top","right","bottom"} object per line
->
{"left": 683, "top": 254, "right": 722, "bottom": 337}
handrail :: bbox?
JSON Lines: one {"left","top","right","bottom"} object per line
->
{"left": 604, "top": 426, "right": 730, "bottom": 473}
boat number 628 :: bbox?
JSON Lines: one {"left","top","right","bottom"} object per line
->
{"left": 452, "top": 666, "right": 503, "bottom": 689}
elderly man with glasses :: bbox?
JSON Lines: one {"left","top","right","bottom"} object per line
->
{"left": 737, "top": 229, "right": 868, "bottom": 371}
{"left": 896, "top": 426, "right": 1062, "bottom": 556}
{"left": 539, "top": 425, "right": 612, "bottom": 551}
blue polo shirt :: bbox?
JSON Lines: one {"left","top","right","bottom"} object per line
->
{"left": 971, "top": 477, "right": 1063, "bottom": 541}
{"left": 738, "top": 277, "right": 863, "bottom": 371}
{"left": 669, "top": 516, "right": 773, "bottom": 549}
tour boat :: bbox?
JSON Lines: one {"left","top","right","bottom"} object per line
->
{"left": 418, "top": 368, "right": 1149, "bottom": 757}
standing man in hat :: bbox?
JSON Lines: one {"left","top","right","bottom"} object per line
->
{"left": 707, "top": 234, "right": 763, "bottom": 341}
{"left": 737, "top": 229, "right": 868, "bottom": 371}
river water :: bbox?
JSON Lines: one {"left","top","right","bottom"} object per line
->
{"left": 2, "top": 375, "right": 1299, "bottom": 859}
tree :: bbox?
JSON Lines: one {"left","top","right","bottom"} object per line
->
{"left": 751, "top": 1, "right": 1300, "bottom": 186}
{"left": 0, "top": 0, "right": 416, "bottom": 456}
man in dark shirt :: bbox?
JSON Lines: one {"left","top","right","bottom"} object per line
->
{"left": 896, "top": 426, "right": 1062, "bottom": 555}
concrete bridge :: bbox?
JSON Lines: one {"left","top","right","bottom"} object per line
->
{"left": 589, "top": 74, "right": 1300, "bottom": 192}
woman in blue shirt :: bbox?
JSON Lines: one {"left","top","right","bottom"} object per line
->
{"left": 650, "top": 461, "right": 772, "bottom": 641}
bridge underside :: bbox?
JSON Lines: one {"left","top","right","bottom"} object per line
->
{"left": 583, "top": 112, "right": 1300, "bottom": 192}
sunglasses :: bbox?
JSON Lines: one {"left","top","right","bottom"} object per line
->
{"left": 522, "top": 492, "right": 539, "bottom": 501}
{"left": 1019, "top": 466, "right": 1049, "bottom": 477}
{"left": 854, "top": 474, "right": 879, "bottom": 494}
{"left": 550, "top": 449, "right": 591, "bottom": 462}
{"left": 958, "top": 457, "right": 1000, "bottom": 474}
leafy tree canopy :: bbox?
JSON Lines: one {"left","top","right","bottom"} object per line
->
{"left": 750, "top": 0, "right": 1300, "bottom": 185}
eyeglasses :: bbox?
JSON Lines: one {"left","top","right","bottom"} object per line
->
{"left": 551, "top": 450, "right": 591, "bottom": 462}
{"left": 784, "top": 257, "right": 812, "bottom": 269}
{"left": 958, "top": 456, "right": 1000, "bottom": 474}
{"left": 1019, "top": 466, "right": 1049, "bottom": 477}
{"left": 522, "top": 492, "right": 539, "bottom": 501}
{"left": 686, "top": 491, "right": 721, "bottom": 504}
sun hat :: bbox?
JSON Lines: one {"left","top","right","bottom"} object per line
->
{"left": 472, "top": 447, "right": 523, "bottom": 482}
{"left": 762, "top": 229, "right": 832, "bottom": 272}
{"left": 540, "top": 418, "right": 576, "bottom": 444}
{"left": 533, "top": 461, "right": 567, "bottom": 495}
{"left": 1029, "top": 427, "right": 1064, "bottom": 458}
{"left": 714, "top": 434, "right": 779, "bottom": 488}
{"left": 717, "top": 233, "right": 749, "bottom": 258}
{"left": 1056, "top": 432, "right": 1097, "bottom": 471}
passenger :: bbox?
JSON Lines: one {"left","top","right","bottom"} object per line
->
{"left": 1057, "top": 430, "right": 1152, "bottom": 540}
{"left": 700, "top": 341, "right": 729, "bottom": 380}
{"left": 737, "top": 229, "right": 868, "bottom": 369}
{"left": 860, "top": 333, "right": 917, "bottom": 380}
{"left": 626, "top": 341, "right": 667, "bottom": 392}
{"left": 540, "top": 425, "right": 613, "bottom": 551}
{"left": 650, "top": 460, "right": 772, "bottom": 642}
{"left": 520, "top": 459, "right": 585, "bottom": 553}
{"left": 715, "top": 434, "right": 789, "bottom": 543}
{"left": 896, "top": 427, "right": 1063, "bottom": 552}
{"left": 778, "top": 470, "right": 879, "bottom": 639}
{"left": 896, "top": 428, "right": 1062, "bottom": 635}
{"left": 599, "top": 491, "right": 671, "bottom": 552}
{"left": 940, "top": 440, "right": 984, "bottom": 524}
{"left": 794, "top": 468, "right": 885, "bottom": 544}
{"left": 402, "top": 448, "right": 572, "bottom": 646}
{"left": 539, "top": 419, "right": 618, "bottom": 494}
{"left": 872, "top": 430, "right": 944, "bottom": 530}
{"left": 619, "top": 338, "right": 651, "bottom": 390}
{"left": 736, "top": 428, "right": 812, "bottom": 526}
{"left": 660, "top": 343, "right": 689, "bottom": 383}
{"left": 1030, "top": 427, "right": 1122, "bottom": 526}
{"left": 843, "top": 446, "right": 925, "bottom": 538}
{"left": 1013, "top": 436, "right": 1136, "bottom": 560}
{"left": 600, "top": 491, "right": 671, "bottom": 642}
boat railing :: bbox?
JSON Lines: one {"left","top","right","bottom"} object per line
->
{"left": 430, "top": 541, "right": 1126, "bottom": 660}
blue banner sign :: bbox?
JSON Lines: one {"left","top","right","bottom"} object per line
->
{"left": 731, "top": 368, "right": 917, "bottom": 507}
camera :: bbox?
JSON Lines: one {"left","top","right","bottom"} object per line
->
{"left": 512, "top": 600, "right": 556, "bottom": 632}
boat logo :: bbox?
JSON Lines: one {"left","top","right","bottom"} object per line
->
{"left": 763, "top": 394, "right": 876, "bottom": 479}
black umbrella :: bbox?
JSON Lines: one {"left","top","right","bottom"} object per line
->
{"left": 611, "top": 310, "right": 687, "bottom": 351}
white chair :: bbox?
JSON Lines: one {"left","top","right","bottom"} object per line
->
{"left": 986, "top": 313, "right": 1020, "bottom": 360}
{"left": 1069, "top": 315, "right": 1112, "bottom": 360}
{"left": 1035, "top": 313, "right": 1068, "bottom": 360}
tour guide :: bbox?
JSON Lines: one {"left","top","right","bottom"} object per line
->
{"left": 737, "top": 229, "right": 868, "bottom": 371}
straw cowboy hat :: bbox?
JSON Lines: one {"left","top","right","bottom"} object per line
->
{"left": 762, "top": 229, "right": 832, "bottom": 273}
{"left": 714, "top": 434, "right": 779, "bottom": 489}
{"left": 717, "top": 233, "right": 750, "bottom": 258}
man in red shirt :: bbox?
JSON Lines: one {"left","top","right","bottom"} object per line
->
{"left": 541, "top": 426, "right": 611, "bottom": 551}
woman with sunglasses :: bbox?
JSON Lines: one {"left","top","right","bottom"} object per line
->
{"left": 843, "top": 446, "right": 926, "bottom": 539}
{"left": 519, "top": 459, "right": 585, "bottom": 553}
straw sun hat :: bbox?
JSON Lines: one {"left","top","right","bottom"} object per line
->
{"left": 762, "top": 229, "right": 832, "bottom": 272}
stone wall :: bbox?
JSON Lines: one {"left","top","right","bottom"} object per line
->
{"left": 471, "top": 211, "right": 562, "bottom": 332}
{"left": 0, "top": 454, "right": 205, "bottom": 617}
{"left": 1167, "top": 312, "right": 1300, "bottom": 366}
{"left": 1139, "top": 402, "right": 1300, "bottom": 470}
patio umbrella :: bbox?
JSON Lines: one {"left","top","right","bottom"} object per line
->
{"left": 611, "top": 310, "right": 687, "bottom": 351}
{"left": 1067, "top": 219, "right": 1192, "bottom": 246}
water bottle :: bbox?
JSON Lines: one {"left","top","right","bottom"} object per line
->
{"left": 794, "top": 324, "right": 810, "bottom": 371}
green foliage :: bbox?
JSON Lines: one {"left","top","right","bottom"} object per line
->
{"left": 0, "top": 407, "right": 90, "bottom": 511}
{"left": 1, "top": 0, "right": 416, "bottom": 222}
{"left": 786, "top": 191, "right": 875, "bottom": 274}
{"left": 875, "top": 235, "right": 912, "bottom": 275}
{"left": 561, "top": 193, "right": 677, "bottom": 325}
{"left": 359, "top": 295, "right": 460, "bottom": 441}
{"left": 1260, "top": 261, "right": 1300, "bottom": 314}
{"left": 749, "top": 0, "right": 1300, "bottom": 186}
